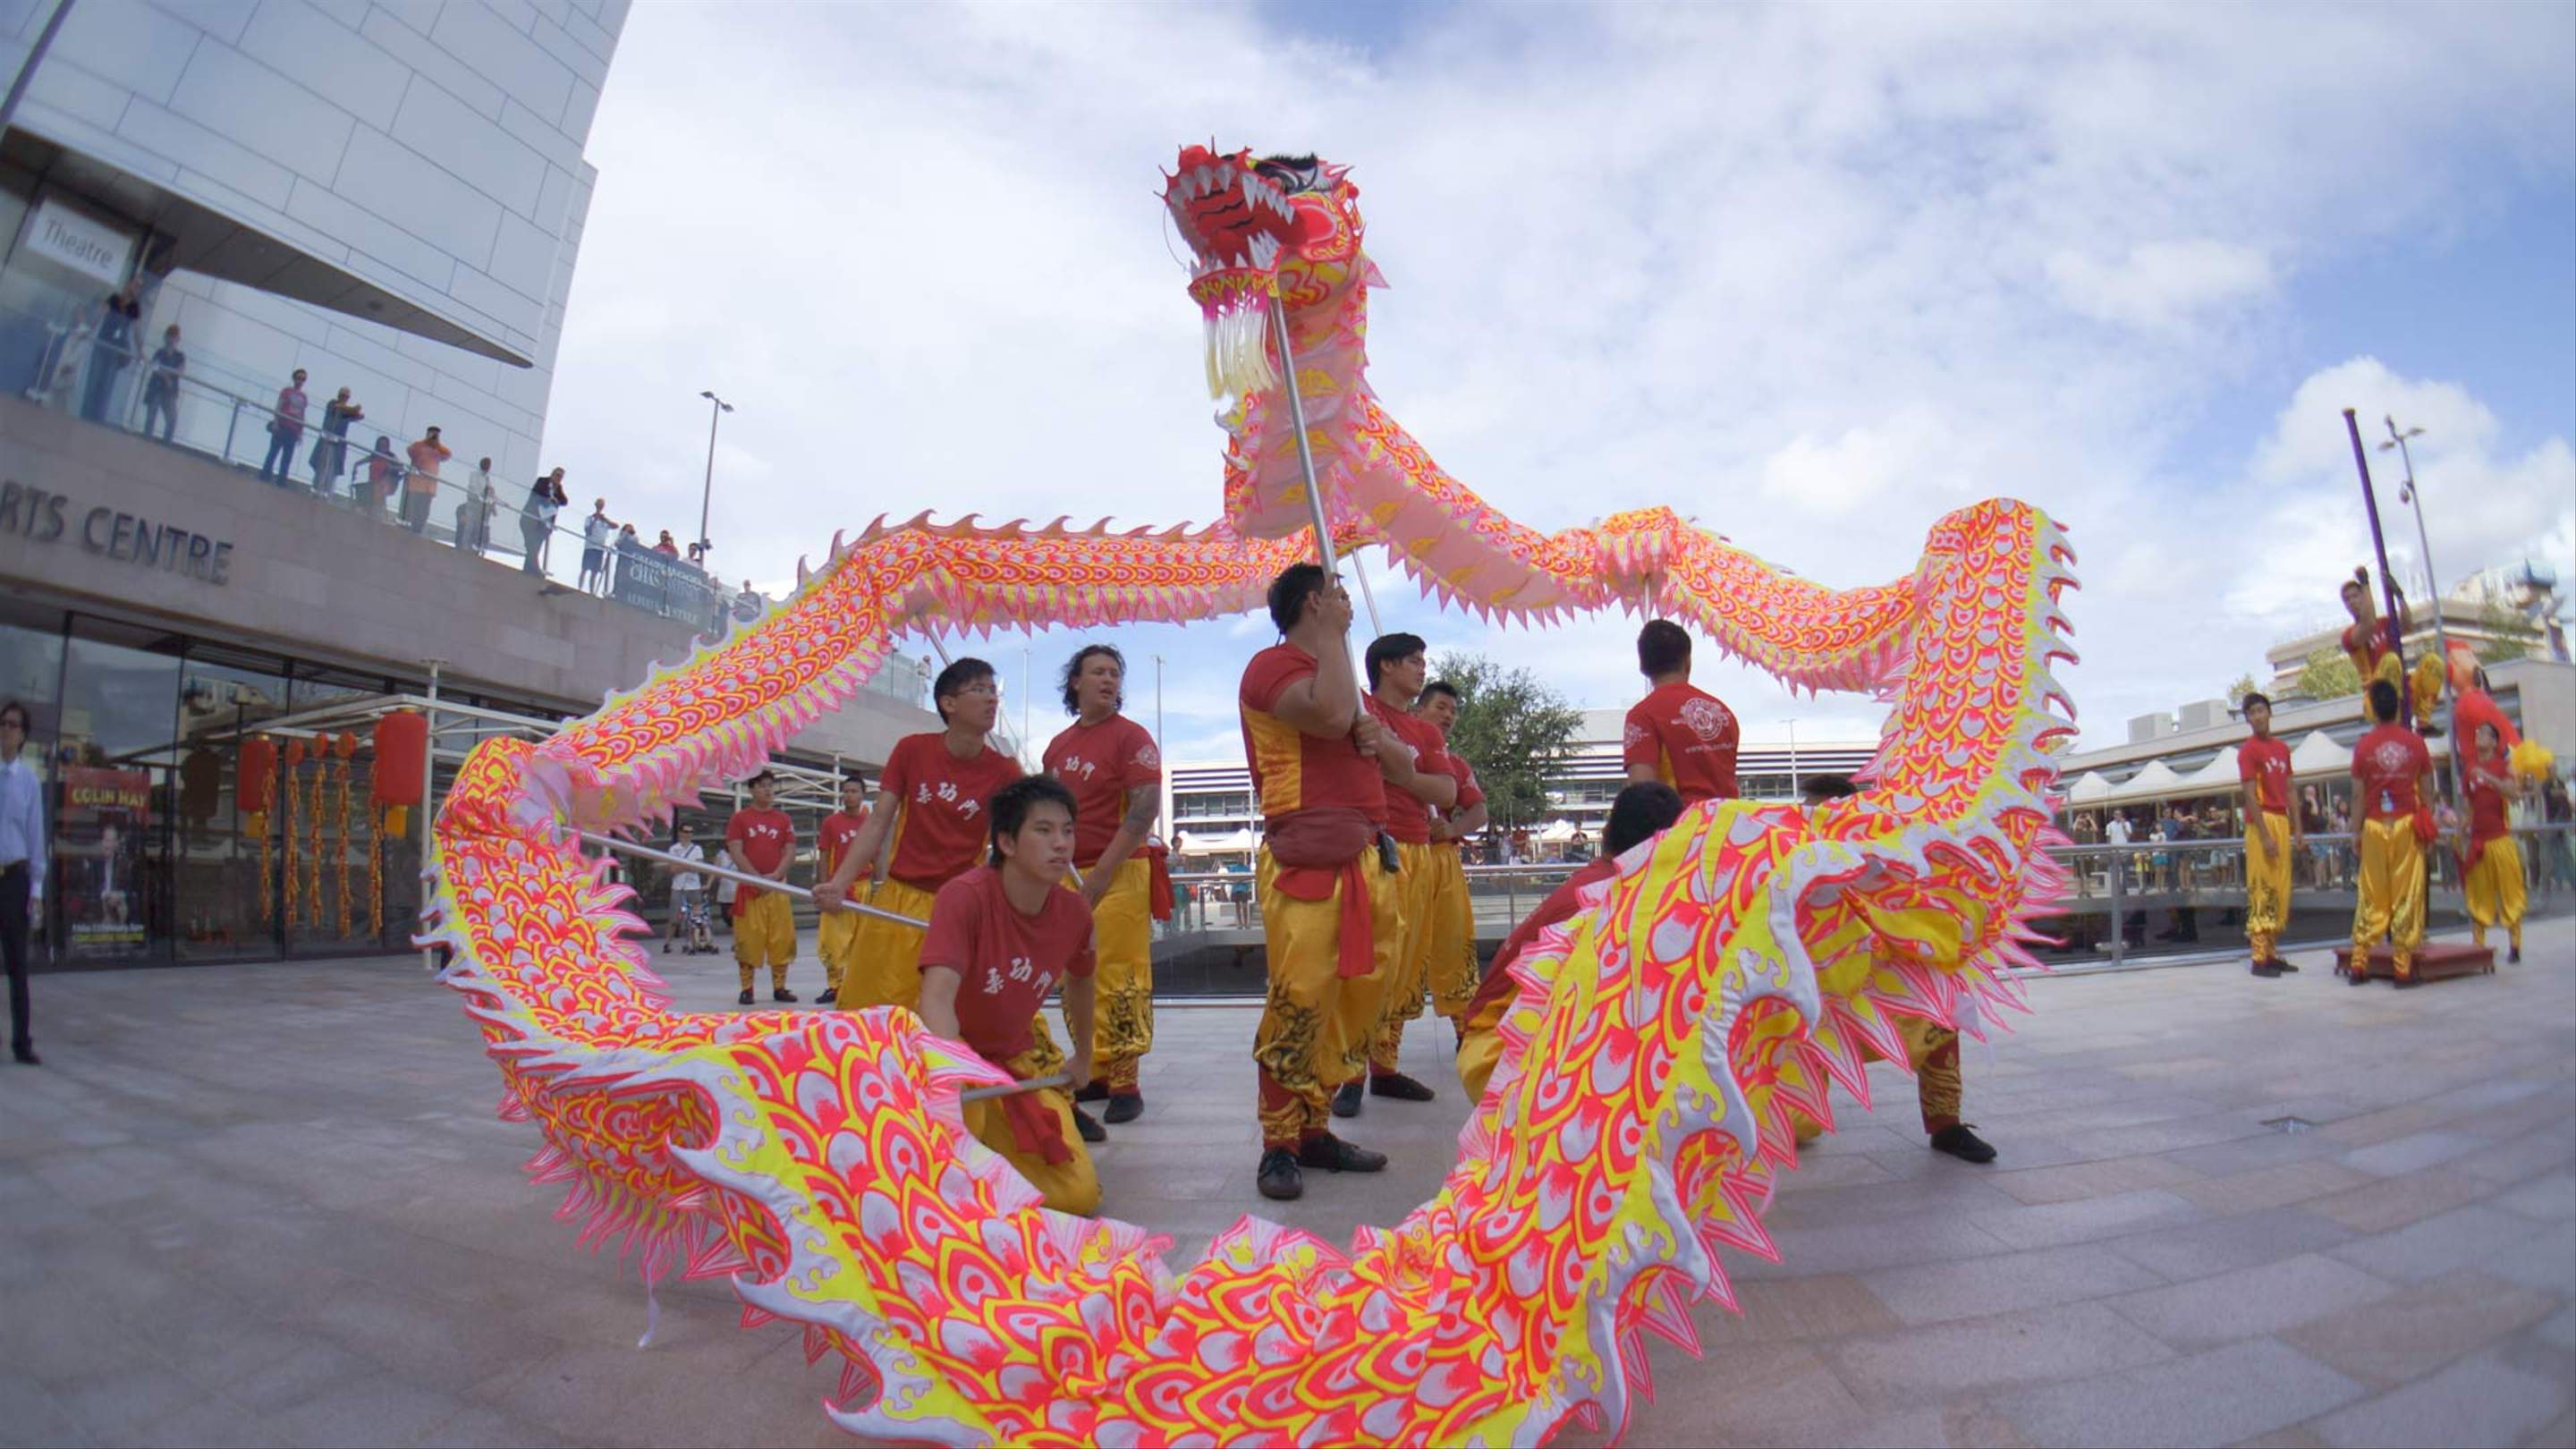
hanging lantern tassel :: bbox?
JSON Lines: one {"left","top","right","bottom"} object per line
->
{"left": 282, "top": 738, "right": 306, "bottom": 929}
{"left": 306, "top": 751, "right": 324, "bottom": 933}
{"left": 242, "top": 737, "right": 277, "bottom": 928}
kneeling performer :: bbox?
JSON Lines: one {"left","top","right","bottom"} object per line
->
{"left": 916, "top": 775, "right": 1102, "bottom": 1217}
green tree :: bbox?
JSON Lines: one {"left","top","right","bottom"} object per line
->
{"left": 2223, "top": 672, "right": 2258, "bottom": 708}
{"left": 2297, "top": 644, "right": 2362, "bottom": 700}
{"left": 2474, "top": 601, "right": 2543, "bottom": 665}
{"left": 1428, "top": 651, "right": 1585, "bottom": 828}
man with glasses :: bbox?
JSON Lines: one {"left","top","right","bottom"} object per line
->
{"left": 0, "top": 701, "right": 45, "bottom": 1064}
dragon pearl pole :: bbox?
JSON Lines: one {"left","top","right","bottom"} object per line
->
{"left": 1267, "top": 292, "right": 1347, "bottom": 593}
{"left": 2343, "top": 410, "right": 2411, "bottom": 690}
{"left": 576, "top": 831, "right": 928, "bottom": 929}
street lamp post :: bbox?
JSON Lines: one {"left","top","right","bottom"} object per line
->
{"left": 696, "top": 390, "right": 733, "bottom": 561}
{"left": 2379, "top": 417, "right": 2461, "bottom": 801}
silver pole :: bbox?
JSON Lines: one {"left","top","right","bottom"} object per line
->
{"left": 959, "top": 1072, "right": 1070, "bottom": 1104}
{"left": 1347, "top": 544, "right": 1385, "bottom": 637}
{"left": 1267, "top": 291, "right": 1338, "bottom": 580}
{"left": 576, "top": 830, "right": 928, "bottom": 928}
{"left": 2385, "top": 418, "right": 2462, "bottom": 807}
{"left": 419, "top": 659, "right": 442, "bottom": 968}
{"left": 0, "top": 0, "right": 77, "bottom": 137}
{"left": 696, "top": 391, "right": 730, "bottom": 557}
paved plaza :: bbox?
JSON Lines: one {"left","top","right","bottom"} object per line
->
{"left": 2, "top": 919, "right": 2572, "bottom": 1448}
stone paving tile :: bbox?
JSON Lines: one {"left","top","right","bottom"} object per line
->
{"left": 2497, "top": 1169, "right": 2576, "bottom": 1224}
{"left": 2106, "top": 1206, "right": 2359, "bottom": 1282}
{"left": 1695, "top": 1275, "right": 1905, "bottom": 1346}
{"left": 2337, "top": 1129, "right": 2491, "bottom": 1178}
{"left": 1976, "top": 1187, "right": 2207, "bottom": 1250}
{"left": 1860, "top": 1243, "right": 2167, "bottom": 1326}
{"left": 1988, "top": 1337, "right": 2366, "bottom": 1448}
{"left": 2279, "top": 1269, "right": 2560, "bottom": 1386}
{"left": 0, "top": 1372, "right": 94, "bottom": 1449}
{"left": 2301, "top": 1167, "right": 2495, "bottom": 1233}
{"left": 2307, "top": 1346, "right": 2571, "bottom": 1448}
{"left": 1987, "top": 1153, "right": 2207, "bottom": 1207}
{"left": 1819, "top": 1301, "right": 2177, "bottom": 1408}
{"left": 2323, "top": 1203, "right": 2553, "bottom": 1284}
{"left": 2103, "top": 1253, "right": 2392, "bottom": 1350}
{"left": 2174, "top": 1157, "right": 2377, "bottom": 1216}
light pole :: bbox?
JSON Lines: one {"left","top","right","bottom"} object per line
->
{"left": 696, "top": 390, "right": 733, "bottom": 561}
{"left": 2379, "top": 417, "right": 2460, "bottom": 801}
{"left": 1155, "top": 654, "right": 1172, "bottom": 847}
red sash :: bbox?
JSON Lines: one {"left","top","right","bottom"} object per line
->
{"left": 1265, "top": 808, "right": 1378, "bottom": 979}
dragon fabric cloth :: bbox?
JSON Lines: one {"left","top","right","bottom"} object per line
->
{"left": 425, "top": 145, "right": 2078, "bottom": 1446}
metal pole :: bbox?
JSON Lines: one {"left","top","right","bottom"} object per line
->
{"left": 2107, "top": 842, "right": 2125, "bottom": 968}
{"left": 695, "top": 391, "right": 729, "bottom": 557}
{"left": 419, "top": 659, "right": 442, "bottom": 967}
{"left": 576, "top": 831, "right": 928, "bottom": 928}
{"left": 1155, "top": 653, "right": 1173, "bottom": 843}
{"left": 1347, "top": 544, "right": 1385, "bottom": 637}
{"left": 0, "top": 0, "right": 76, "bottom": 137}
{"left": 1267, "top": 292, "right": 1337, "bottom": 580}
{"left": 2385, "top": 419, "right": 2462, "bottom": 811}
{"left": 2342, "top": 411, "right": 2411, "bottom": 685}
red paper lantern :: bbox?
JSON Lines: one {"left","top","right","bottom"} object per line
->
{"left": 371, "top": 712, "right": 427, "bottom": 809}
{"left": 239, "top": 737, "right": 277, "bottom": 806}
{"left": 284, "top": 738, "right": 307, "bottom": 768}
{"left": 335, "top": 731, "right": 358, "bottom": 761}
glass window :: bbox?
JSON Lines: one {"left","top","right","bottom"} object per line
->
{"left": 55, "top": 628, "right": 180, "bottom": 965}
{"left": 173, "top": 652, "right": 290, "bottom": 962}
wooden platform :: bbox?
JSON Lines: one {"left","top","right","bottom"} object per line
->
{"left": 2332, "top": 940, "right": 2496, "bottom": 983}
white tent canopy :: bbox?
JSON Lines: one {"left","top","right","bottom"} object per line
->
{"left": 2065, "top": 771, "right": 2114, "bottom": 803}
{"left": 2289, "top": 730, "right": 2351, "bottom": 774}
{"left": 2178, "top": 746, "right": 2241, "bottom": 792}
{"left": 1538, "top": 818, "right": 1582, "bottom": 843}
{"left": 1174, "top": 828, "right": 1258, "bottom": 855}
{"left": 2103, "top": 759, "right": 2186, "bottom": 804}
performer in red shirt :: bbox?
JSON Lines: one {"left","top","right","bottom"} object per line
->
{"left": 2348, "top": 679, "right": 2436, "bottom": 987}
{"left": 2462, "top": 723, "right": 2528, "bottom": 962}
{"left": 917, "top": 775, "right": 1100, "bottom": 1216}
{"left": 812, "top": 775, "right": 869, "bottom": 1005}
{"left": 816, "top": 658, "right": 1023, "bottom": 1012}
{"left": 2337, "top": 569, "right": 2443, "bottom": 733}
{"left": 724, "top": 769, "right": 799, "bottom": 1006}
{"left": 1240, "top": 564, "right": 1398, "bottom": 1201}
{"left": 1457, "top": 783, "right": 1682, "bottom": 1101}
{"left": 1623, "top": 620, "right": 1740, "bottom": 803}
{"left": 1338, "top": 632, "right": 1458, "bottom": 1118}
{"left": 1416, "top": 681, "right": 1489, "bottom": 1038}
{"left": 2238, "top": 692, "right": 2301, "bottom": 978}
{"left": 1044, "top": 643, "right": 1163, "bottom": 1122}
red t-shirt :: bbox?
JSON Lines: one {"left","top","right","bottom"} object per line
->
{"left": 1438, "top": 750, "right": 1485, "bottom": 848}
{"left": 1363, "top": 695, "right": 1451, "bottom": 845}
{"left": 2351, "top": 723, "right": 2431, "bottom": 822}
{"left": 1623, "top": 682, "right": 1739, "bottom": 803}
{"left": 2468, "top": 759, "right": 2512, "bottom": 843}
{"left": 2339, "top": 620, "right": 2394, "bottom": 670}
{"left": 918, "top": 867, "right": 1096, "bottom": 1063}
{"left": 879, "top": 733, "right": 1024, "bottom": 892}
{"left": 1240, "top": 642, "right": 1385, "bottom": 826}
{"left": 725, "top": 807, "right": 793, "bottom": 912}
{"left": 2238, "top": 737, "right": 2292, "bottom": 815}
{"left": 1043, "top": 714, "right": 1161, "bottom": 868}
{"left": 1466, "top": 859, "right": 1618, "bottom": 1023}
{"left": 818, "top": 808, "right": 868, "bottom": 879}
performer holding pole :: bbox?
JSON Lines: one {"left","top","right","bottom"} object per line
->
{"left": 1045, "top": 644, "right": 1164, "bottom": 1122}
{"left": 812, "top": 775, "right": 869, "bottom": 1004}
{"left": 724, "top": 771, "right": 800, "bottom": 1006}
{"left": 2348, "top": 679, "right": 2436, "bottom": 987}
{"left": 2462, "top": 722, "right": 2528, "bottom": 964}
{"left": 1340, "top": 631, "right": 1455, "bottom": 1116}
{"left": 2239, "top": 692, "right": 2301, "bottom": 978}
{"left": 1415, "top": 681, "right": 1489, "bottom": 1038}
{"left": 2340, "top": 410, "right": 2443, "bottom": 734}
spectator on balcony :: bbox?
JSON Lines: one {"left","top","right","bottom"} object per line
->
{"left": 654, "top": 529, "right": 682, "bottom": 559}
{"left": 456, "top": 458, "right": 496, "bottom": 555}
{"left": 309, "top": 387, "right": 360, "bottom": 494}
{"left": 360, "top": 436, "right": 402, "bottom": 514}
{"left": 80, "top": 277, "right": 143, "bottom": 424}
{"left": 578, "top": 499, "right": 620, "bottom": 593}
{"left": 733, "top": 580, "right": 763, "bottom": 624}
{"left": 612, "top": 522, "right": 649, "bottom": 593}
{"left": 258, "top": 369, "right": 310, "bottom": 484}
{"left": 401, "top": 427, "right": 452, "bottom": 533}
{"left": 140, "top": 325, "right": 184, "bottom": 443}
{"left": 521, "top": 469, "right": 568, "bottom": 575}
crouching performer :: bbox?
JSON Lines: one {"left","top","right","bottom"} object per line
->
{"left": 915, "top": 775, "right": 1102, "bottom": 1216}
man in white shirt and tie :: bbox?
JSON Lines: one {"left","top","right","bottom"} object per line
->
{"left": 0, "top": 700, "right": 45, "bottom": 1065}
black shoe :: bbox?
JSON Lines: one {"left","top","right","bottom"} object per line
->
{"left": 2346, "top": 968, "right": 2370, "bottom": 986}
{"left": 1368, "top": 1072, "right": 1436, "bottom": 1102}
{"left": 815, "top": 987, "right": 837, "bottom": 1004}
{"left": 1073, "top": 1080, "right": 1111, "bottom": 1103}
{"left": 2394, "top": 975, "right": 2419, "bottom": 990}
{"left": 738, "top": 988, "right": 756, "bottom": 1006}
{"left": 1294, "top": 1133, "right": 1387, "bottom": 1174}
{"left": 1103, "top": 1093, "right": 1143, "bottom": 1124}
{"left": 1929, "top": 1123, "right": 1997, "bottom": 1164}
{"left": 1072, "top": 1107, "right": 1107, "bottom": 1144}
{"left": 2250, "top": 962, "right": 2282, "bottom": 979}
{"left": 2509, "top": 946, "right": 2521, "bottom": 964}
{"left": 2275, "top": 960, "right": 2300, "bottom": 972}
{"left": 1330, "top": 1080, "right": 1364, "bottom": 1119}
{"left": 12, "top": 1046, "right": 37, "bottom": 1066}
{"left": 1257, "top": 1148, "right": 1303, "bottom": 1201}
{"left": 772, "top": 987, "right": 799, "bottom": 1004}
{"left": 662, "top": 942, "right": 672, "bottom": 953}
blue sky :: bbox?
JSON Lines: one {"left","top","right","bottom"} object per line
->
{"left": 539, "top": 2, "right": 2576, "bottom": 767}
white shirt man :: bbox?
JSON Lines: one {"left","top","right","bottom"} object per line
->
{"left": 2, "top": 703, "right": 47, "bottom": 1063}
{"left": 665, "top": 830, "right": 707, "bottom": 950}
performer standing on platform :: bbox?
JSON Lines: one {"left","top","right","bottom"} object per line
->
{"left": 1339, "top": 633, "right": 1457, "bottom": 1118}
{"left": 2338, "top": 570, "right": 2444, "bottom": 733}
{"left": 1416, "top": 681, "right": 1489, "bottom": 1038}
{"left": 1239, "top": 564, "right": 1398, "bottom": 1201}
{"left": 2239, "top": 692, "right": 2301, "bottom": 979}
{"left": 1623, "top": 620, "right": 1740, "bottom": 802}
{"left": 1043, "top": 644, "right": 1163, "bottom": 1123}
{"left": 816, "top": 658, "right": 1024, "bottom": 1013}
{"left": 1456, "top": 782, "right": 1683, "bottom": 1101}
{"left": 812, "top": 775, "right": 869, "bottom": 1004}
{"left": 916, "top": 775, "right": 1101, "bottom": 1216}
{"left": 2462, "top": 722, "right": 2528, "bottom": 964}
{"left": 2349, "top": 679, "right": 2436, "bottom": 987}
{"left": 725, "top": 770, "right": 799, "bottom": 1006}
{"left": 1792, "top": 775, "right": 1997, "bottom": 1163}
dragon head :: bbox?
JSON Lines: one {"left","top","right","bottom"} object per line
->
{"left": 1163, "top": 146, "right": 1358, "bottom": 399}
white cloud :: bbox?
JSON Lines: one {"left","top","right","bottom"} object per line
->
{"left": 538, "top": 3, "right": 2575, "bottom": 760}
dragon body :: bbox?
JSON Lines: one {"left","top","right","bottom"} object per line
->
{"left": 426, "top": 146, "right": 2076, "bottom": 1445}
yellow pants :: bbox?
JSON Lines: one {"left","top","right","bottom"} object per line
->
{"left": 732, "top": 891, "right": 795, "bottom": 991}
{"left": 2244, "top": 810, "right": 2293, "bottom": 962}
{"left": 2351, "top": 818, "right": 2426, "bottom": 976}
{"left": 2465, "top": 835, "right": 2526, "bottom": 952}
{"left": 1253, "top": 845, "right": 1398, "bottom": 1148}
{"left": 1456, "top": 986, "right": 1512, "bottom": 1102}
{"left": 2368, "top": 652, "right": 2445, "bottom": 730}
{"left": 1790, "top": 1015, "right": 1963, "bottom": 1142}
{"left": 1426, "top": 844, "right": 1479, "bottom": 1021}
{"left": 1369, "top": 840, "right": 1439, "bottom": 1073}
{"left": 960, "top": 1023, "right": 1100, "bottom": 1216}
{"left": 837, "top": 877, "right": 936, "bottom": 1013}
{"left": 1069, "top": 857, "right": 1154, "bottom": 1093}
{"left": 818, "top": 911, "right": 859, "bottom": 996}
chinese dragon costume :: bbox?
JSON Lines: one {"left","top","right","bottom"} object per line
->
{"left": 424, "top": 146, "right": 2077, "bottom": 1445}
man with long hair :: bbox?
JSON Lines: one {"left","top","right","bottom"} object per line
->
{"left": 1044, "top": 644, "right": 1163, "bottom": 1123}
